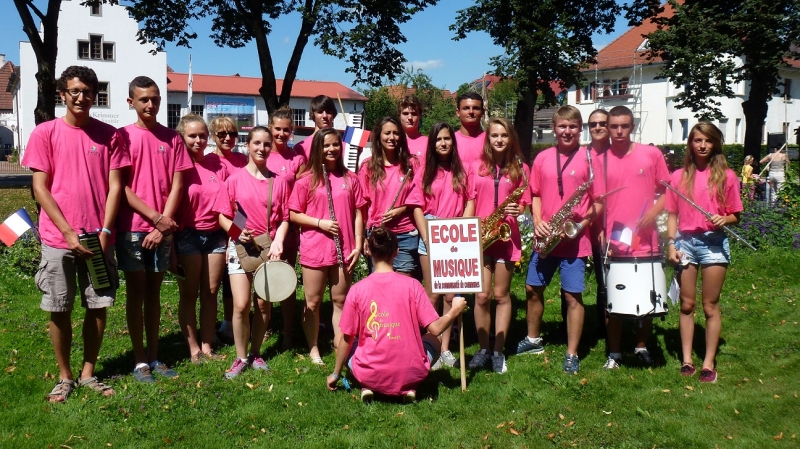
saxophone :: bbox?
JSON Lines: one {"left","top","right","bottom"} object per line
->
{"left": 481, "top": 158, "right": 529, "bottom": 251}
{"left": 532, "top": 148, "right": 594, "bottom": 255}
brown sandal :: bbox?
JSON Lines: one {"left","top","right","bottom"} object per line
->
{"left": 46, "top": 379, "right": 76, "bottom": 403}
{"left": 79, "top": 376, "right": 115, "bottom": 396}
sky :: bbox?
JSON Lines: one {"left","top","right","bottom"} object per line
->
{"left": 0, "top": 0, "right": 628, "bottom": 92}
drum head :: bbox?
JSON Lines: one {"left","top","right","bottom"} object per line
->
{"left": 253, "top": 261, "right": 297, "bottom": 302}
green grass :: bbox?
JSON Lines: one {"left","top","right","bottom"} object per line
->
{"left": 1, "top": 186, "right": 799, "bottom": 448}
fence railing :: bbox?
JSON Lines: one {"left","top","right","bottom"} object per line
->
{"left": 0, "top": 161, "right": 31, "bottom": 174}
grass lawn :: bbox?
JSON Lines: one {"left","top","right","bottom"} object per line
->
{"left": 1, "top": 187, "right": 799, "bottom": 448}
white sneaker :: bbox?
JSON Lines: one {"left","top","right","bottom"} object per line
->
{"left": 468, "top": 349, "right": 491, "bottom": 370}
{"left": 360, "top": 388, "right": 374, "bottom": 403}
{"left": 492, "top": 352, "right": 507, "bottom": 374}
{"left": 603, "top": 356, "right": 621, "bottom": 370}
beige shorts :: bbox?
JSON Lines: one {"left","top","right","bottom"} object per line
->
{"left": 36, "top": 244, "right": 117, "bottom": 312}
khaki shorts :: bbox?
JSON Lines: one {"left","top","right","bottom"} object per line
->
{"left": 35, "top": 244, "right": 117, "bottom": 312}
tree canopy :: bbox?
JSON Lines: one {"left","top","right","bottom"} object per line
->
{"left": 126, "top": 0, "right": 437, "bottom": 114}
{"left": 646, "top": 0, "right": 800, "bottom": 162}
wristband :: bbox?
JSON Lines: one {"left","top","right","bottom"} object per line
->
{"left": 101, "top": 227, "right": 112, "bottom": 235}
{"left": 154, "top": 214, "right": 163, "bottom": 226}
{"left": 317, "top": 218, "right": 321, "bottom": 228}
{"left": 330, "top": 372, "right": 340, "bottom": 381}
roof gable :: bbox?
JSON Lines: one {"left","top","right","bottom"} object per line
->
{"left": 0, "top": 61, "right": 15, "bottom": 111}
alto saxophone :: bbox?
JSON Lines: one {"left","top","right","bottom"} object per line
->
{"left": 481, "top": 158, "right": 528, "bottom": 251}
{"left": 532, "top": 148, "right": 594, "bottom": 255}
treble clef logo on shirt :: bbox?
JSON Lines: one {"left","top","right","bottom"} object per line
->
{"left": 366, "top": 300, "right": 380, "bottom": 340}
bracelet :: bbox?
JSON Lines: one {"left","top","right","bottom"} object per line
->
{"left": 154, "top": 214, "right": 163, "bottom": 226}
{"left": 330, "top": 373, "right": 340, "bottom": 381}
{"left": 667, "top": 241, "right": 676, "bottom": 247}
{"left": 355, "top": 234, "right": 363, "bottom": 239}
{"left": 101, "top": 227, "right": 112, "bottom": 235}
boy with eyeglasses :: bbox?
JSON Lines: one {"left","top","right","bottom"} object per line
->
{"left": 117, "top": 76, "right": 193, "bottom": 383}
{"left": 23, "top": 66, "right": 130, "bottom": 402}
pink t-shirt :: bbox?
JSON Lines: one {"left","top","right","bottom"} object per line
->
{"left": 406, "top": 134, "right": 428, "bottom": 160}
{"left": 117, "top": 123, "right": 193, "bottom": 233}
{"left": 339, "top": 271, "right": 440, "bottom": 396}
{"left": 177, "top": 154, "right": 229, "bottom": 231}
{"left": 665, "top": 168, "right": 743, "bottom": 233}
{"left": 359, "top": 158, "right": 422, "bottom": 233}
{"left": 22, "top": 118, "right": 130, "bottom": 249}
{"left": 215, "top": 168, "right": 289, "bottom": 239}
{"left": 292, "top": 138, "right": 310, "bottom": 161}
{"left": 413, "top": 165, "right": 475, "bottom": 217}
{"left": 530, "top": 146, "right": 600, "bottom": 258}
{"left": 216, "top": 151, "right": 248, "bottom": 174}
{"left": 266, "top": 147, "right": 305, "bottom": 191}
{"left": 600, "top": 143, "right": 670, "bottom": 257}
{"left": 455, "top": 131, "right": 485, "bottom": 166}
{"left": 472, "top": 160, "right": 531, "bottom": 262}
{"left": 289, "top": 170, "right": 366, "bottom": 268}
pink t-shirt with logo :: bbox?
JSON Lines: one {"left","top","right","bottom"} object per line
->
{"left": 339, "top": 271, "right": 440, "bottom": 396}
{"left": 472, "top": 160, "right": 531, "bottom": 262}
{"left": 292, "top": 138, "right": 311, "bottom": 161}
{"left": 22, "top": 118, "right": 131, "bottom": 249}
{"left": 216, "top": 151, "right": 248, "bottom": 174}
{"left": 117, "top": 123, "right": 193, "bottom": 233}
{"left": 665, "top": 168, "right": 743, "bottom": 233}
{"left": 406, "top": 134, "right": 428, "bottom": 160}
{"left": 600, "top": 143, "right": 670, "bottom": 257}
{"left": 289, "top": 170, "right": 366, "bottom": 268}
{"left": 413, "top": 165, "right": 475, "bottom": 217}
{"left": 359, "top": 158, "right": 422, "bottom": 233}
{"left": 530, "top": 146, "right": 600, "bottom": 258}
{"left": 215, "top": 168, "right": 289, "bottom": 239}
{"left": 178, "top": 153, "right": 229, "bottom": 231}
{"left": 455, "top": 131, "right": 485, "bottom": 166}
{"left": 266, "top": 147, "right": 305, "bottom": 191}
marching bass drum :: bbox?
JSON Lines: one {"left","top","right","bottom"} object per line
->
{"left": 253, "top": 260, "right": 297, "bottom": 302}
{"left": 605, "top": 256, "right": 668, "bottom": 318}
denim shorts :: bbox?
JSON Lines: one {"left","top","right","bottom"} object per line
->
{"left": 368, "top": 229, "right": 419, "bottom": 274}
{"left": 677, "top": 231, "right": 730, "bottom": 265}
{"left": 525, "top": 252, "right": 587, "bottom": 294}
{"left": 116, "top": 232, "right": 172, "bottom": 273}
{"left": 175, "top": 228, "right": 227, "bottom": 256}
{"left": 417, "top": 214, "right": 436, "bottom": 256}
{"left": 36, "top": 244, "right": 117, "bottom": 312}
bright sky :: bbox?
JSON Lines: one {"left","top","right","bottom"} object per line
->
{"left": 0, "top": 0, "right": 627, "bottom": 92}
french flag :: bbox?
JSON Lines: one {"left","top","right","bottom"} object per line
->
{"left": 343, "top": 126, "right": 370, "bottom": 147}
{"left": 0, "top": 208, "right": 35, "bottom": 246}
{"left": 609, "top": 221, "right": 640, "bottom": 252}
{"left": 227, "top": 202, "right": 248, "bottom": 240}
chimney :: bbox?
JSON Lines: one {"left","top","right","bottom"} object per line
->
{"left": 0, "top": 54, "right": 5, "bottom": 65}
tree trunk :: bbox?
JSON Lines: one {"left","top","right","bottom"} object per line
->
{"left": 514, "top": 87, "right": 537, "bottom": 163}
{"left": 742, "top": 79, "right": 770, "bottom": 170}
{"left": 279, "top": 0, "right": 318, "bottom": 108}
{"left": 14, "top": 0, "right": 61, "bottom": 125}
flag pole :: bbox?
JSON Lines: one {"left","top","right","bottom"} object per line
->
{"left": 187, "top": 55, "right": 193, "bottom": 112}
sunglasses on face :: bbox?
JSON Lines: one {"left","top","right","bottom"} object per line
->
{"left": 216, "top": 131, "right": 238, "bottom": 139}
{"left": 588, "top": 121, "right": 607, "bottom": 128}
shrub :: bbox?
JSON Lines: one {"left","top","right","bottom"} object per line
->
{"left": 0, "top": 234, "right": 41, "bottom": 277}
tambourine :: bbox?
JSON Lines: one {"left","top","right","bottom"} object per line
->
{"left": 253, "top": 260, "right": 297, "bottom": 302}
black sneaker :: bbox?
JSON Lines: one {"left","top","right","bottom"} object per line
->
{"left": 635, "top": 349, "right": 654, "bottom": 367}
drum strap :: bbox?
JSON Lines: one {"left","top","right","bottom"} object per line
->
{"left": 265, "top": 177, "right": 273, "bottom": 236}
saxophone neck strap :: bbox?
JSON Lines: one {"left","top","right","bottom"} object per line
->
{"left": 556, "top": 146, "right": 580, "bottom": 198}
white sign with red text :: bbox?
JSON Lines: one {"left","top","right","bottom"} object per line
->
{"left": 426, "top": 217, "right": 484, "bottom": 294}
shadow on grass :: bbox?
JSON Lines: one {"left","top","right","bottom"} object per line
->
{"left": 653, "top": 320, "right": 727, "bottom": 365}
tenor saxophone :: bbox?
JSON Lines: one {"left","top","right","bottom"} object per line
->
{"left": 532, "top": 148, "right": 594, "bottom": 255}
{"left": 481, "top": 158, "right": 528, "bottom": 251}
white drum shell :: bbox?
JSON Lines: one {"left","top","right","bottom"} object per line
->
{"left": 605, "top": 257, "right": 669, "bottom": 318}
{"left": 253, "top": 261, "right": 297, "bottom": 302}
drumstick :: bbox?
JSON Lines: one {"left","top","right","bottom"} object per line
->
{"left": 459, "top": 315, "right": 466, "bottom": 392}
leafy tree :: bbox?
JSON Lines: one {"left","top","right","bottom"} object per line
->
{"left": 451, "top": 0, "right": 658, "bottom": 159}
{"left": 12, "top": 0, "right": 61, "bottom": 124}
{"left": 646, "top": 0, "right": 800, "bottom": 163}
{"left": 487, "top": 78, "right": 519, "bottom": 119}
{"left": 361, "top": 86, "right": 396, "bottom": 131}
{"left": 126, "top": 0, "right": 437, "bottom": 114}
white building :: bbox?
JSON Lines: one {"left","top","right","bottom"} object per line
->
{"left": 18, "top": 0, "right": 167, "bottom": 152}
{"left": 569, "top": 10, "right": 800, "bottom": 146}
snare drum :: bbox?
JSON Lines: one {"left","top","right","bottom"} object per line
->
{"left": 253, "top": 261, "right": 297, "bottom": 302}
{"left": 605, "top": 256, "right": 668, "bottom": 318}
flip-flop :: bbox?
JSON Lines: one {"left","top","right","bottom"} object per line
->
{"left": 79, "top": 376, "right": 115, "bottom": 397}
{"left": 46, "top": 379, "right": 76, "bottom": 403}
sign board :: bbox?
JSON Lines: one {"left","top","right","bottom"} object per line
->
{"left": 205, "top": 96, "right": 256, "bottom": 130}
{"left": 426, "top": 217, "right": 484, "bottom": 294}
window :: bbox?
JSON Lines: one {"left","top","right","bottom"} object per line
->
{"left": 719, "top": 118, "right": 728, "bottom": 143}
{"left": 680, "top": 119, "right": 689, "bottom": 141}
{"left": 78, "top": 41, "right": 89, "bottom": 59}
{"left": 667, "top": 119, "right": 673, "bottom": 144}
{"left": 78, "top": 35, "right": 114, "bottom": 61}
{"left": 55, "top": 91, "right": 64, "bottom": 106}
{"left": 292, "top": 109, "right": 306, "bottom": 127}
{"left": 735, "top": 119, "right": 742, "bottom": 143}
{"left": 577, "top": 83, "right": 595, "bottom": 103}
{"left": 167, "top": 104, "right": 182, "bottom": 129}
{"left": 784, "top": 79, "right": 792, "bottom": 100}
{"left": 94, "top": 82, "right": 109, "bottom": 107}
{"left": 190, "top": 105, "right": 204, "bottom": 116}
{"left": 91, "top": 35, "right": 101, "bottom": 59}
{"left": 582, "top": 123, "right": 590, "bottom": 142}
{"left": 103, "top": 43, "right": 114, "bottom": 61}
{"left": 90, "top": 4, "right": 101, "bottom": 15}
{"left": 601, "top": 79, "right": 629, "bottom": 97}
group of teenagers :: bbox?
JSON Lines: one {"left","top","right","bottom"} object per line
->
{"left": 26, "top": 65, "right": 742, "bottom": 404}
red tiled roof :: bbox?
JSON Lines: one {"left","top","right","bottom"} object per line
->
{"left": 470, "top": 75, "right": 566, "bottom": 95}
{"left": 0, "top": 62, "right": 15, "bottom": 111}
{"left": 167, "top": 72, "right": 367, "bottom": 101}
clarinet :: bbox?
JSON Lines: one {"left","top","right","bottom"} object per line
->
{"left": 322, "top": 164, "right": 344, "bottom": 268}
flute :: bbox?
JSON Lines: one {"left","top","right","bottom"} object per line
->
{"left": 387, "top": 168, "right": 413, "bottom": 213}
{"left": 659, "top": 180, "right": 756, "bottom": 251}
{"left": 322, "top": 164, "right": 344, "bottom": 268}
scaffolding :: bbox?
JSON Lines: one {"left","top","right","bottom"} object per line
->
{"left": 588, "top": 49, "right": 647, "bottom": 142}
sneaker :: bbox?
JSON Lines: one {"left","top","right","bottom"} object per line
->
{"left": 516, "top": 336, "right": 544, "bottom": 355}
{"left": 635, "top": 348, "right": 655, "bottom": 367}
{"left": 468, "top": 349, "right": 491, "bottom": 370}
{"left": 563, "top": 353, "right": 580, "bottom": 375}
{"left": 491, "top": 352, "right": 507, "bottom": 374}
{"left": 224, "top": 358, "right": 249, "bottom": 379}
{"left": 603, "top": 356, "right": 621, "bottom": 370}
{"left": 150, "top": 362, "right": 178, "bottom": 378}
{"left": 360, "top": 388, "right": 374, "bottom": 403}
{"left": 699, "top": 368, "right": 717, "bottom": 383}
{"left": 133, "top": 365, "right": 156, "bottom": 383}
{"left": 248, "top": 354, "right": 270, "bottom": 371}
{"left": 402, "top": 390, "right": 416, "bottom": 403}
{"left": 431, "top": 350, "right": 457, "bottom": 370}
{"left": 680, "top": 363, "right": 696, "bottom": 377}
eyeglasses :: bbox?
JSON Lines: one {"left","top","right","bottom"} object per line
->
{"left": 65, "top": 89, "right": 94, "bottom": 100}
{"left": 588, "top": 121, "right": 607, "bottom": 128}
{"left": 216, "top": 131, "right": 238, "bottom": 139}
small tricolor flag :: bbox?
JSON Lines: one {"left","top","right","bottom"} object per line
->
{"left": 609, "top": 221, "right": 640, "bottom": 252}
{"left": 227, "top": 202, "right": 248, "bottom": 240}
{"left": 0, "top": 208, "right": 35, "bottom": 246}
{"left": 343, "top": 126, "right": 370, "bottom": 147}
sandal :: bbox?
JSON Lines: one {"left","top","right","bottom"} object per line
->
{"left": 191, "top": 352, "right": 205, "bottom": 364}
{"left": 46, "top": 379, "right": 76, "bottom": 403}
{"left": 202, "top": 351, "right": 225, "bottom": 361}
{"left": 79, "top": 376, "right": 115, "bottom": 397}
{"left": 310, "top": 355, "right": 325, "bottom": 366}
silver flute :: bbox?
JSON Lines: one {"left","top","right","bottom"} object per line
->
{"left": 322, "top": 164, "right": 344, "bottom": 268}
{"left": 387, "top": 167, "right": 413, "bottom": 213}
{"left": 659, "top": 180, "right": 756, "bottom": 251}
